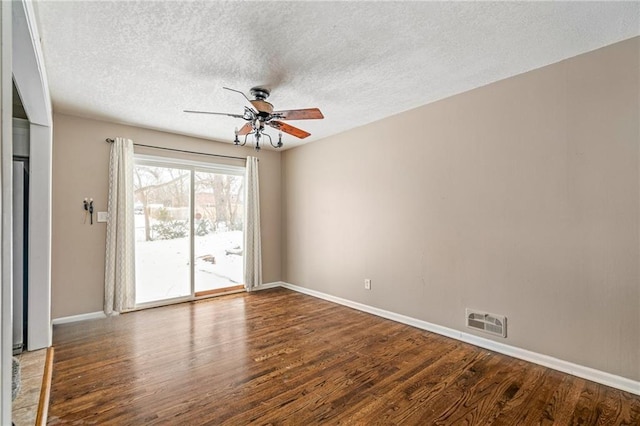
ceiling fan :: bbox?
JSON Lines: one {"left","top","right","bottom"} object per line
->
{"left": 184, "top": 87, "right": 324, "bottom": 150}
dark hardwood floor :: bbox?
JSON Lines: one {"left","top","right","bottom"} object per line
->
{"left": 48, "top": 288, "right": 640, "bottom": 425}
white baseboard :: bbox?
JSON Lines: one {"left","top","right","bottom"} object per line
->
{"left": 278, "top": 282, "right": 640, "bottom": 396}
{"left": 52, "top": 311, "right": 107, "bottom": 325}
{"left": 52, "top": 283, "right": 284, "bottom": 324}
{"left": 255, "top": 281, "right": 284, "bottom": 291}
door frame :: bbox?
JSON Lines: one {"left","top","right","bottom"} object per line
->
{"left": 133, "top": 154, "right": 245, "bottom": 310}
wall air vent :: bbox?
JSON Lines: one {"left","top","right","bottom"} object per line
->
{"left": 465, "top": 309, "right": 507, "bottom": 338}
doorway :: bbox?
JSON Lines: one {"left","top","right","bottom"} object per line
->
{"left": 133, "top": 157, "right": 245, "bottom": 306}
{"left": 193, "top": 169, "right": 245, "bottom": 296}
{"left": 12, "top": 158, "right": 28, "bottom": 354}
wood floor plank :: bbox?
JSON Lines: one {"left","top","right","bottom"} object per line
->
{"left": 47, "top": 288, "right": 640, "bottom": 425}
{"left": 401, "top": 351, "right": 518, "bottom": 424}
{"left": 479, "top": 363, "right": 560, "bottom": 425}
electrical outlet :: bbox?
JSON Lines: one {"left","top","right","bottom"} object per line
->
{"left": 364, "top": 279, "right": 371, "bottom": 290}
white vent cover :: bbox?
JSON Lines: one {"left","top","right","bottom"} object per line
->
{"left": 465, "top": 309, "right": 507, "bottom": 338}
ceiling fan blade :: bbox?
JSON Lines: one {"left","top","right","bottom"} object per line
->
{"left": 268, "top": 120, "right": 311, "bottom": 139}
{"left": 250, "top": 99, "right": 274, "bottom": 114}
{"left": 223, "top": 87, "right": 259, "bottom": 114}
{"left": 184, "top": 110, "right": 245, "bottom": 119}
{"left": 222, "top": 87, "right": 252, "bottom": 103}
{"left": 237, "top": 122, "right": 253, "bottom": 136}
{"left": 272, "top": 108, "right": 324, "bottom": 120}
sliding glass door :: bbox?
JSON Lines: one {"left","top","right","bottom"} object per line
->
{"left": 194, "top": 170, "right": 245, "bottom": 296}
{"left": 133, "top": 164, "right": 191, "bottom": 304}
{"left": 133, "top": 157, "right": 245, "bottom": 306}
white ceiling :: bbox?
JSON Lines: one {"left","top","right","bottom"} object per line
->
{"left": 33, "top": 1, "right": 639, "bottom": 150}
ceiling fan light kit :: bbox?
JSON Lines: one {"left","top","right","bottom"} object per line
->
{"left": 185, "top": 86, "right": 324, "bottom": 151}
{"left": 234, "top": 126, "right": 283, "bottom": 151}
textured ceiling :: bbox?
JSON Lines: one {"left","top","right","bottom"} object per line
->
{"left": 33, "top": 1, "right": 640, "bottom": 149}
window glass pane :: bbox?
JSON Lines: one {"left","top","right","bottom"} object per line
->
{"left": 194, "top": 171, "right": 244, "bottom": 293}
{"left": 134, "top": 165, "right": 191, "bottom": 304}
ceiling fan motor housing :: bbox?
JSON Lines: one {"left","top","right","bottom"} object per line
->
{"left": 250, "top": 87, "right": 274, "bottom": 116}
{"left": 250, "top": 87, "right": 270, "bottom": 100}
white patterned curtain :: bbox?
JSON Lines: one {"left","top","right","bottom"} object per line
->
{"left": 244, "top": 156, "right": 262, "bottom": 291}
{"left": 104, "top": 137, "right": 136, "bottom": 314}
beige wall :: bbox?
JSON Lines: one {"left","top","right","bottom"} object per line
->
{"left": 282, "top": 37, "right": 640, "bottom": 381}
{"left": 51, "top": 113, "right": 281, "bottom": 318}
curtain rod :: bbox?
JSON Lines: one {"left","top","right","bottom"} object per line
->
{"left": 105, "top": 138, "right": 247, "bottom": 161}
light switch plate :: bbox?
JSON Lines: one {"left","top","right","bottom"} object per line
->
{"left": 97, "top": 211, "right": 108, "bottom": 223}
